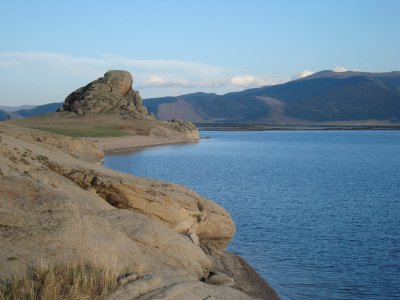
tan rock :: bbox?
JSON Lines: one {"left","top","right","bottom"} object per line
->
{"left": 106, "top": 271, "right": 256, "bottom": 300}
{"left": 0, "top": 124, "right": 278, "bottom": 299}
{"left": 208, "top": 252, "right": 280, "bottom": 300}
{"left": 206, "top": 272, "right": 235, "bottom": 287}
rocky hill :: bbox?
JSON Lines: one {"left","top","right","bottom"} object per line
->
{"left": 1, "top": 70, "right": 154, "bottom": 121}
{"left": 7, "top": 71, "right": 199, "bottom": 149}
{"left": 58, "top": 70, "right": 153, "bottom": 119}
{"left": 145, "top": 71, "right": 400, "bottom": 124}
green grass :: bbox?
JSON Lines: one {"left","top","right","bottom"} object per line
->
{"left": 9, "top": 113, "right": 159, "bottom": 138}
{"left": 29, "top": 126, "right": 128, "bottom": 137}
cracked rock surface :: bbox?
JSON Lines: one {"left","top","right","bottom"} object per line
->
{"left": 59, "top": 70, "right": 153, "bottom": 119}
{"left": 0, "top": 124, "right": 279, "bottom": 299}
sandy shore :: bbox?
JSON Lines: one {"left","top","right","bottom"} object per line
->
{"left": 85, "top": 135, "right": 198, "bottom": 154}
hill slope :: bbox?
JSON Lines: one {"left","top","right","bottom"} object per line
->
{"left": 0, "top": 105, "right": 36, "bottom": 112}
{"left": 145, "top": 71, "right": 400, "bottom": 124}
{"left": 0, "top": 102, "right": 63, "bottom": 120}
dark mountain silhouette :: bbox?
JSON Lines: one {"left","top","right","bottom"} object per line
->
{"left": 3, "top": 71, "right": 400, "bottom": 124}
{"left": 145, "top": 71, "right": 400, "bottom": 124}
{"left": 0, "top": 105, "right": 36, "bottom": 112}
{"left": 1, "top": 102, "right": 62, "bottom": 120}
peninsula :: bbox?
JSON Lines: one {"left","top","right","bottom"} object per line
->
{"left": 0, "top": 71, "right": 279, "bottom": 299}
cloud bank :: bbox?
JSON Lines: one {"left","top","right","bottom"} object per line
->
{"left": 0, "top": 51, "right": 235, "bottom": 104}
{"left": 228, "top": 75, "right": 280, "bottom": 87}
{"left": 0, "top": 51, "right": 332, "bottom": 105}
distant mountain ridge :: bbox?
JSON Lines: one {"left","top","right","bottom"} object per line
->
{"left": 0, "top": 105, "right": 37, "bottom": 112}
{"left": 3, "top": 70, "right": 400, "bottom": 124}
{"left": 0, "top": 102, "right": 62, "bottom": 120}
{"left": 145, "top": 70, "right": 400, "bottom": 124}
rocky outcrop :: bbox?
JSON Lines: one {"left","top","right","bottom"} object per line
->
{"left": 147, "top": 119, "right": 199, "bottom": 140}
{"left": 58, "top": 70, "right": 153, "bottom": 119}
{"left": 168, "top": 118, "right": 199, "bottom": 140}
{"left": 54, "top": 70, "right": 199, "bottom": 142}
{"left": 0, "top": 124, "right": 279, "bottom": 299}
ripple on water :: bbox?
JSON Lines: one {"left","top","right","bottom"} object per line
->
{"left": 105, "top": 131, "right": 400, "bottom": 300}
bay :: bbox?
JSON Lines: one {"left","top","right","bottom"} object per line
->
{"left": 104, "top": 130, "right": 400, "bottom": 300}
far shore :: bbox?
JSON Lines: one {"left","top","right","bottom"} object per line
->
{"left": 196, "top": 123, "right": 400, "bottom": 131}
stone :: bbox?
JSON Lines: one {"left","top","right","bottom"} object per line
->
{"left": 208, "top": 252, "right": 280, "bottom": 299}
{"left": 188, "top": 232, "right": 200, "bottom": 246}
{"left": 106, "top": 271, "right": 255, "bottom": 300}
{"left": 59, "top": 70, "right": 154, "bottom": 119}
{"left": 206, "top": 272, "right": 235, "bottom": 287}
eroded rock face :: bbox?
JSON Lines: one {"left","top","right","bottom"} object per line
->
{"left": 59, "top": 70, "right": 154, "bottom": 119}
{"left": 0, "top": 124, "right": 279, "bottom": 299}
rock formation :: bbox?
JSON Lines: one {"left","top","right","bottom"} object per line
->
{"left": 58, "top": 70, "right": 153, "bottom": 119}
{"left": 0, "top": 124, "right": 279, "bottom": 299}
{"left": 54, "top": 70, "right": 199, "bottom": 142}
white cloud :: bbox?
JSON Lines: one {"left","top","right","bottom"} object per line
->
{"left": 141, "top": 74, "right": 284, "bottom": 89}
{"left": 291, "top": 70, "right": 314, "bottom": 80}
{"left": 144, "top": 75, "right": 168, "bottom": 86}
{"left": 229, "top": 75, "right": 279, "bottom": 87}
{"left": 333, "top": 66, "right": 347, "bottom": 72}
{"left": 143, "top": 75, "right": 189, "bottom": 87}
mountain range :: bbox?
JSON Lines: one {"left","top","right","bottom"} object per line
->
{"left": 145, "top": 70, "right": 400, "bottom": 124}
{"left": 2, "top": 70, "right": 400, "bottom": 125}
{"left": 0, "top": 102, "right": 62, "bottom": 120}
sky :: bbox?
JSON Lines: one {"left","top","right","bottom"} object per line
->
{"left": 1, "top": 0, "right": 400, "bottom": 106}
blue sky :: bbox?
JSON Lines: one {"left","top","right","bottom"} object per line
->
{"left": 1, "top": 0, "right": 399, "bottom": 105}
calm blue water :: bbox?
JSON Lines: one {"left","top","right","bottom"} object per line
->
{"left": 104, "top": 131, "right": 400, "bottom": 300}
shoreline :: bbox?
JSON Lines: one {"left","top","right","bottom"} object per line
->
{"left": 1, "top": 123, "right": 279, "bottom": 299}
{"left": 82, "top": 132, "right": 280, "bottom": 298}
{"left": 86, "top": 124, "right": 400, "bottom": 154}
{"left": 197, "top": 124, "right": 400, "bottom": 131}
{"left": 85, "top": 135, "right": 198, "bottom": 154}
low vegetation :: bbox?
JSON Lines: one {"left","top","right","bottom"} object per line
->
{"left": 8, "top": 113, "right": 155, "bottom": 138}
{"left": 0, "top": 260, "right": 128, "bottom": 300}
{"left": 27, "top": 126, "right": 128, "bottom": 137}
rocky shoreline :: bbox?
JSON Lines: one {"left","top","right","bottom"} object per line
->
{"left": 85, "top": 119, "right": 199, "bottom": 154}
{"left": 0, "top": 123, "right": 279, "bottom": 299}
{"left": 1, "top": 70, "right": 279, "bottom": 299}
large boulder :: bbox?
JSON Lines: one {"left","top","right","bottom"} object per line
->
{"left": 59, "top": 70, "right": 154, "bottom": 119}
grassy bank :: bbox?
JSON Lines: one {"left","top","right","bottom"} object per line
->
{"left": 0, "top": 260, "right": 129, "bottom": 300}
{"left": 23, "top": 126, "right": 128, "bottom": 137}
{"left": 8, "top": 113, "right": 161, "bottom": 138}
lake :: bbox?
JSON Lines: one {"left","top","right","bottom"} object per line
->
{"left": 104, "top": 131, "right": 400, "bottom": 300}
